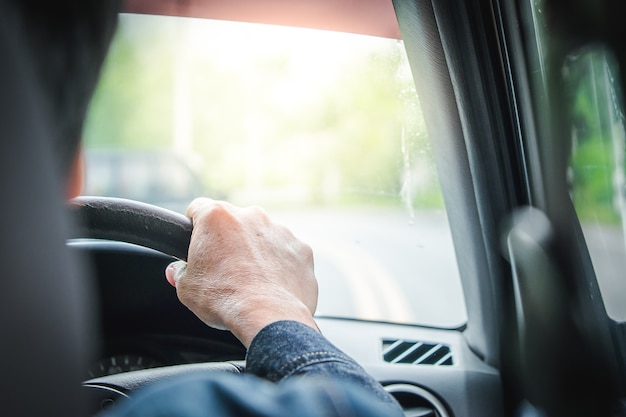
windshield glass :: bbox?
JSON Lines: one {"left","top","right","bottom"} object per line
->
{"left": 83, "top": 13, "right": 467, "bottom": 328}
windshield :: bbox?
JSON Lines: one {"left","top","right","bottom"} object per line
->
{"left": 83, "top": 13, "right": 467, "bottom": 328}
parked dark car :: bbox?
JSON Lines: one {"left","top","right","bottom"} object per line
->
{"left": 84, "top": 149, "right": 208, "bottom": 213}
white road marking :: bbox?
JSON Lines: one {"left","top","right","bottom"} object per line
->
{"left": 310, "top": 239, "right": 414, "bottom": 323}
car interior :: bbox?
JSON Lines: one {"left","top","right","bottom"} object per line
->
{"left": 2, "top": 1, "right": 626, "bottom": 417}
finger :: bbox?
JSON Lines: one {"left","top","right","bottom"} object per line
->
{"left": 165, "top": 261, "right": 187, "bottom": 287}
{"left": 186, "top": 197, "right": 215, "bottom": 219}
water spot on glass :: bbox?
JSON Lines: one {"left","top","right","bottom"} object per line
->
{"left": 400, "top": 126, "right": 416, "bottom": 224}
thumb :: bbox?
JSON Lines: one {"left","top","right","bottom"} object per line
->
{"left": 165, "top": 261, "right": 187, "bottom": 288}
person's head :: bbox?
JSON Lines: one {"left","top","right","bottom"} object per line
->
{"left": 8, "top": 0, "right": 121, "bottom": 196}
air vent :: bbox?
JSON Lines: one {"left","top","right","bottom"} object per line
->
{"left": 382, "top": 339, "right": 453, "bottom": 366}
{"left": 385, "top": 383, "right": 449, "bottom": 417}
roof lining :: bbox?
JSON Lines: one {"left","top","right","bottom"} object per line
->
{"left": 122, "top": 0, "right": 401, "bottom": 39}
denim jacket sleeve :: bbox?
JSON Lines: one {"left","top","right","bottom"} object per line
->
{"left": 246, "top": 320, "right": 402, "bottom": 411}
{"left": 103, "top": 320, "right": 404, "bottom": 417}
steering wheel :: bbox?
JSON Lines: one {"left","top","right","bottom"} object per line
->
{"left": 69, "top": 196, "right": 193, "bottom": 261}
{"left": 68, "top": 196, "right": 244, "bottom": 413}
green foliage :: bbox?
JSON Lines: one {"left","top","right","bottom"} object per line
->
{"left": 570, "top": 135, "right": 618, "bottom": 222}
{"left": 84, "top": 18, "right": 174, "bottom": 149}
{"left": 566, "top": 49, "right": 624, "bottom": 224}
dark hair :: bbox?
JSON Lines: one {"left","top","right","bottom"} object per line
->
{"left": 8, "top": 1, "right": 121, "bottom": 175}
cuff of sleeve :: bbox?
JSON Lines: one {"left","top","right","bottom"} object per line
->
{"left": 245, "top": 320, "right": 352, "bottom": 382}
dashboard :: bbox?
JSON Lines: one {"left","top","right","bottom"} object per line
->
{"left": 70, "top": 240, "right": 503, "bottom": 417}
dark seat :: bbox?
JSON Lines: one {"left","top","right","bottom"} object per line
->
{"left": 0, "top": 13, "right": 95, "bottom": 417}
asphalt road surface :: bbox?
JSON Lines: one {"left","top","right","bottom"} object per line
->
{"left": 582, "top": 223, "right": 626, "bottom": 322}
{"left": 272, "top": 207, "right": 467, "bottom": 328}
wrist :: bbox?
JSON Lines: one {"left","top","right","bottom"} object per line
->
{"left": 226, "top": 297, "right": 318, "bottom": 348}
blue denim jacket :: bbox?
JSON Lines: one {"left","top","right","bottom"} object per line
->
{"left": 106, "top": 320, "right": 404, "bottom": 416}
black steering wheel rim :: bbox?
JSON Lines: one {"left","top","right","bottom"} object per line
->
{"left": 68, "top": 196, "right": 193, "bottom": 261}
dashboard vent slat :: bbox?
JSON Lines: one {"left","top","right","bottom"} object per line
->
{"left": 382, "top": 339, "right": 453, "bottom": 366}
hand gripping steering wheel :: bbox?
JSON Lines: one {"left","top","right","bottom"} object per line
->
{"left": 68, "top": 196, "right": 243, "bottom": 413}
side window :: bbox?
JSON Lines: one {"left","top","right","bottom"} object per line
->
{"left": 563, "top": 48, "right": 626, "bottom": 322}
{"left": 529, "top": 0, "right": 626, "bottom": 321}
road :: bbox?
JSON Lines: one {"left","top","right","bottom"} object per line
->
{"left": 272, "top": 207, "right": 467, "bottom": 328}
{"left": 582, "top": 223, "right": 626, "bottom": 322}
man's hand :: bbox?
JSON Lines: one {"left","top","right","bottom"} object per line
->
{"left": 165, "top": 198, "right": 319, "bottom": 347}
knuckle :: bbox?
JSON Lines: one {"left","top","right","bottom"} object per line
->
{"left": 210, "top": 201, "right": 234, "bottom": 217}
{"left": 302, "top": 240, "right": 313, "bottom": 254}
{"left": 246, "top": 205, "right": 270, "bottom": 222}
{"left": 248, "top": 204, "right": 266, "bottom": 214}
{"left": 297, "top": 240, "right": 314, "bottom": 260}
{"left": 192, "top": 200, "right": 234, "bottom": 227}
